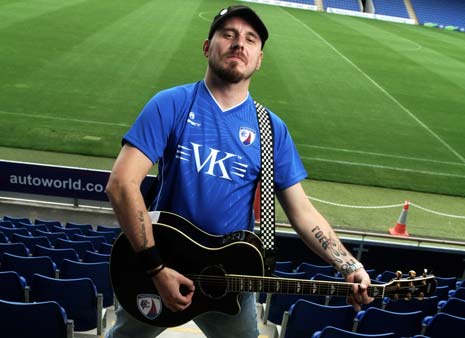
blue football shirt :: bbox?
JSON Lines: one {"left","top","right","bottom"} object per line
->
{"left": 124, "top": 81, "right": 307, "bottom": 235}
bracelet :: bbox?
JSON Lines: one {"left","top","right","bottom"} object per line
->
{"left": 146, "top": 264, "right": 165, "bottom": 277}
{"left": 340, "top": 261, "right": 364, "bottom": 278}
{"left": 136, "top": 246, "right": 163, "bottom": 273}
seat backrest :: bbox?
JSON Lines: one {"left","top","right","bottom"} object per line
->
{"left": 35, "top": 230, "right": 69, "bottom": 246}
{"left": 435, "top": 276, "right": 457, "bottom": 290}
{"left": 66, "top": 222, "right": 93, "bottom": 235}
{"left": 449, "top": 287, "right": 465, "bottom": 300}
{"left": 313, "top": 325, "right": 397, "bottom": 338}
{"left": 274, "top": 260, "right": 295, "bottom": 272}
{"left": 73, "top": 234, "right": 105, "bottom": 251}
{"left": 12, "top": 233, "right": 51, "bottom": 252}
{"left": 55, "top": 238, "right": 94, "bottom": 258}
{"left": 0, "top": 220, "right": 14, "bottom": 228}
{"left": 384, "top": 296, "right": 439, "bottom": 317}
{"left": 355, "top": 307, "right": 423, "bottom": 337}
{"left": 34, "top": 219, "right": 63, "bottom": 231}
{"left": 424, "top": 312, "right": 465, "bottom": 337}
{"left": 34, "top": 245, "right": 79, "bottom": 269}
{"left": 1, "top": 253, "right": 56, "bottom": 285}
{"left": 0, "top": 231, "right": 8, "bottom": 243}
{"left": 18, "top": 222, "right": 48, "bottom": 235}
{"left": 0, "top": 271, "right": 27, "bottom": 302}
{"left": 96, "top": 224, "right": 121, "bottom": 236}
{"left": 376, "top": 270, "right": 397, "bottom": 282}
{"left": 0, "top": 299, "right": 68, "bottom": 338}
{"left": 87, "top": 229, "right": 115, "bottom": 244}
{"left": 439, "top": 297, "right": 465, "bottom": 318}
{"left": 0, "top": 226, "right": 31, "bottom": 239}
{"left": 433, "top": 285, "right": 450, "bottom": 301}
{"left": 83, "top": 250, "right": 110, "bottom": 263}
{"left": 30, "top": 273, "right": 97, "bottom": 331}
{"left": 0, "top": 242, "right": 30, "bottom": 262}
{"left": 285, "top": 300, "right": 356, "bottom": 338}
{"left": 98, "top": 241, "right": 113, "bottom": 255}
{"left": 296, "top": 262, "right": 335, "bottom": 277}
{"left": 51, "top": 225, "right": 83, "bottom": 236}
{"left": 61, "top": 259, "right": 113, "bottom": 307}
{"left": 3, "top": 216, "right": 31, "bottom": 226}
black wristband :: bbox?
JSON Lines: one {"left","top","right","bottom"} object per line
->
{"left": 136, "top": 246, "right": 163, "bottom": 272}
{"left": 146, "top": 264, "right": 165, "bottom": 277}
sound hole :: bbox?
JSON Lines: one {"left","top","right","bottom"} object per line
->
{"left": 198, "top": 265, "right": 227, "bottom": 299}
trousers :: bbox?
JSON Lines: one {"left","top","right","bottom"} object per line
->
{"left": 105, "top": 292, "right": 260, "bottom": 338}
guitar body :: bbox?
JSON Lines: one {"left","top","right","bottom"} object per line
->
{"left": 110, "top": 211, "right": 266, "bottom": 327}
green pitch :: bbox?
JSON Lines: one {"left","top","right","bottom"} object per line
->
{"left": 1, "top": 0, "right": 465, "bottom": 196}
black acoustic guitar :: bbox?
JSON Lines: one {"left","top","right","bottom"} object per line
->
{"left": 110, "top": 211, "right": 437, "bottom": 328}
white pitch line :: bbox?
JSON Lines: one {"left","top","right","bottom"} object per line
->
{"left": 302, "top": 156, "right": 465, "bottom": 179}
{"left": 281, "top": 9, "right": 465, "bottom": 164}
{"left": 0, "top": 110, "right": 131, "bottom": 128}
{"left": 297, "top": 144, "right": 465, "bottom": 167}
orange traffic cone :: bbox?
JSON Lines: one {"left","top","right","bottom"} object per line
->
{"left": 389, "top": 200, "right": 410, "bottom": 236}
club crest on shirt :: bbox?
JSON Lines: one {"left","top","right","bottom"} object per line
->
{"left": 239, "top": 127, "right": 256, "bottom": 146}
{"left": 137, "top": 294, "right": 162, "bottom": 320}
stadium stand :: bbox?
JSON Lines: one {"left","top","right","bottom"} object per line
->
{"left": 323, "top": 0, "right": 361, "bottom": 11}
{"left": 372, "top": 0, "right": 409, "bottom": 18}
{"left": 1, "top": 253, "right": 57, "bottom": 284}
{"left": 383, "top": 296, "right": 439, "bottom": 317}
{"left": 437, "top": 297, "right": 465, "bottom": 318}
{"left": 0, "top": 271, "right": 28, "bottom": 302}
{"left": 410, "top": 0, "right": 465, "bottom": 30}
{"left": 420, "top": 312, "right": 465, "bottom": 336}
{"left": 34, "top": 245, "right": 80, "bottom": 270}
{"left": 0, "top": 242, "right": 30, "bottom": 262}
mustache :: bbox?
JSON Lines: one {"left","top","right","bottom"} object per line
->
{"left": 224, "top": 52, "right": 247, "bottom": 64}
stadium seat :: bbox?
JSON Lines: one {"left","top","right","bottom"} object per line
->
{"left": 98, "top": 241, "right": 113, "bottom": 255}
{"left": 435, "top": 276, "right": 457, "bottom": 290}
{"left": 83, "top": 250, "right": 110, "bottom": 263}
{"left": 17, "top": 222, "right": 48, "bottom": 235}
{"left": 353, "top": 307, "right": 423, "bottom": 337}
{"left": 383, "top": 295, "right": 439, "bottom": 317}
{"left": 274, "top": 260, "right": 295, "bottom": 272}
{"left": 376, "top": 270, "right": 398, "bottom": 282}
{"left": 55, "top": 238, "right": 95, "bottom": 258}
{"left": 51, "top": 225, "right": 83, "bottom": 236}
{"left": 12, "top": 233, "right": 51, "bottom": 252}
{"left": 421, "top": 312, "right": 465, "bottom": 337}
{"left": 87, "top": 229, "right": 116, "bottom": 243}
{"left": 437, "top": 297, "right": 465, "bottom": 318}
{"left": 34, "top": 219, "right": 63, "bottom": 231}
{"left": 433, "top": 285, "right": 450, "bottom": 301}
{"left": 35, "top": 229, "right": 69, "bottom": 246}
{"left": 295, "top": 262, "right": 335, "bottom": 277}
{"left": 311, "top": 273, "right": 345, "bottom": 306}
{"left": 0, "top": 226, "right": 31, "bottom": 239}
{"left": 96, "top": 224, "right": 121, "bottom": 236}
{"left": 448, "top": 287, "right": 465, "bottom": 300}
{"left": 0, "top": 220, "right": 15, "bottom": 228}
{"left": 66, "top": 222, "right": 93, "bottom": 235}
{"left": 312, "top": 325, "right": 397, "bottom": 338}
{"left": 34, "top": 245, "right": 79, "bottom": 270}
{"left": 73, "top": 233, "right": 105, "bottom": 251}
{"left": 0, "top": 231, "right": 8, "bottom": 243}
{"left": 1, "top": 252, "right": 57, "bottom": 284}
{"left": 3, "top": 216, "right": 31, "bottom": 226}
{"left": 0, "top": 242, "right": 30, "bottom": 262}
{"left": 0, "top": 299, "right": 73, "bottom": 338}
{"left": 280, "top": 299, "right": 356, "bottom": 338}
{"left": 30, "top": 273, "right": 104, "bottom": 334}
{"left": 60, "top": 259, "right": 113, "bottom": 307}
{"left": 0, "top": 271, "right": 28, "bottom": 302}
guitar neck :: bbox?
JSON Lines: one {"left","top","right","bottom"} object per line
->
{"left": 225, "top": 274, "right": 384, "bottom": 298}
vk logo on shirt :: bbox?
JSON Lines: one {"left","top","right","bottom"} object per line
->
{"left": 176, "top": 143, "right": 248, "bottom": 180}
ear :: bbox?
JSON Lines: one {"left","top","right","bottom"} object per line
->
{"left": 255, "top": 51, "right": 263, "bottom": 71}
{"left": 203, "top": 39, "right": 210, "bottom": 57}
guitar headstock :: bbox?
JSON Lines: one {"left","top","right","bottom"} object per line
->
{"left": 382, "top": 270, "right": 437, "bottom": 300}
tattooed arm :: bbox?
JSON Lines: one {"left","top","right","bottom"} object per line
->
{"left": 106, "top": 144, "right": 195, "bottom": 312}
{"left": 277, "top": 182, "right": 373, "bottom": 310}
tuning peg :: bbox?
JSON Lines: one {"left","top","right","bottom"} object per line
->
{"left": 404, "top": 293, "right": 412, "bottom": 301}
{"left": 422, "top": 269, "right": 428, "bottom": 277}
{"left": 409, "top": 270, "right": 416, "bottom": 278}
{"left": 396, "top": 271, "right": 403, "bottom": 279}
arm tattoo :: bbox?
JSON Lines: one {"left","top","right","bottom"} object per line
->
{"left": 312, "top": 225, "right": 348, "bottom": 266}
{"left": 137, "top": 210, "right": 149, "bottom": 248}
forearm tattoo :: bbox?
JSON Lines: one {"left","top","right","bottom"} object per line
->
{"left": 312, "top": 225, "right": 349, "bottom": 267}
{"left": 137, "top": 210, "right": 149, "bottom": 248}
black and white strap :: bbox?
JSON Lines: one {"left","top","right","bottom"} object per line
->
{"left": 254, "top": 101, "right": 276, "bottom": 274}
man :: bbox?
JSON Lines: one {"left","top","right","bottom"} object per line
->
{"left": 105, "top": 5, "right": 372, "bottom": 338}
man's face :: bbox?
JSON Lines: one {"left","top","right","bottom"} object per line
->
{"left": 204, "top": 16, "right": 263, "bottom": 83}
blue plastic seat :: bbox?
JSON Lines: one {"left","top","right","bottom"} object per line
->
{"left": 96, "top": 224, "right": 121, "bottom": 236}
{"left": 83, "top": 250, "right": 110, "bottom": 263}
{"left": 17, "top": 222, "right": 48, "bottom": 235}
{"left": 281, "top": 299, "right": 356, "bottom": 338}
{"left": 0, "top": 231, "right": 8, "bottom": 243}
{"left": 448, "top": 287, "right": 465, "bottom": 300}
{"left": 12, "top": 233, "right": 51, "bottom": 252}
{"left": 435, "top": 276, "right": 457, "bottom": 290}
{"left": 295, "top": 262, "right": 336, "bottom": 277}
{"left": 3, "top": 216, "right": 31, "bottom": 226}
{"left": 34, "top": 245, "right": 79, "bottom": 270}
{"left": 0, "top": 271, "right": 28, "bottom": 302}
{"left": 30, "top": 273, "right": 104, "bottom": 333}
{"left": 66, "top": 222, "right": 93, "bottom": 235}
{"left": 1, "top": 252, "right": 57, "bottom": 285}
{"left": 0, "top": 299, "right": 72, "bottom": 338}
{"left": 312, "top": 326, "right": 397, "bottom": 338}
{"left": 0, "top": 220, "right": 15, "bottom": 228}
{"left": 61, "top": 259, "right": 113, "bottom": 307}
{"left": 354, "top": 307, "right": 423, "bottom": 337}
{"left": 35, "top": 229, "right": 69, "bottom": 246}
{"left": 0, "top": 242, "right": 30, "bottom": 262}
{"left": 51, "top": 225, "right": 83, "bottom": 237}
{"left": 433, "top": 285, "right": 450, "bottom": 301}
{"left": 98, "top": 241, "right": 113, "bottom": 255}
{"left": 438, "top": 297, "right": 465, "bottom": 318}
{"left": 0, "top": 226, "right": 31, "bottom": 239}
{"left": 421, "top": 312, "right": 465, "bottom": 337}
{"left": 73, "top": 233, "right": 105, "bottom": 251}
{"left": 55, "top": 238, "right": 95, "bottom": 258}
{"left": 34, "top": 219, "right": 63, "bottom": 231}
{"left": 383, "top": 295, "right": 439, "bottom": 317}
{"left": 274, "top": 260, "right": 295, "bottom": 272}
{"left": 87, "top": 229, "right": 116, "bottom": 244}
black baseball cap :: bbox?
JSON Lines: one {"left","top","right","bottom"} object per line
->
{"left": 208, "top": 5, "right": 269, "bottom": 48}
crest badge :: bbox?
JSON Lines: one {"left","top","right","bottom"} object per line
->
{"left": 137, "top": 294, "right": 162, "bottom": 320}
{"left": 239, "top": 127, "right": 256, "bottom": 146}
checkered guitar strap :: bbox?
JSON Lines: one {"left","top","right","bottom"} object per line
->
{"left": 254, "top": 101, "right": 276, "bottom": 276}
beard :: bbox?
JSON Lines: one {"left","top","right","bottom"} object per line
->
{"left": 208, "top": 57, "right": 252, "bottom": 84}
